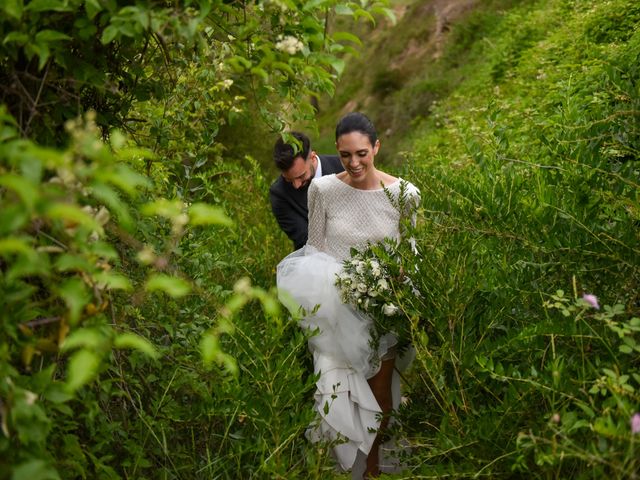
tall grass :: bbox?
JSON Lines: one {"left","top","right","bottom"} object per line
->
{"left": 383, "top": 0, "right": 640, "bottom": 476}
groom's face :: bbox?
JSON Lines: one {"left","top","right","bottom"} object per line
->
{"left": 282, "top": 152, "right": 317, "bottom": 189}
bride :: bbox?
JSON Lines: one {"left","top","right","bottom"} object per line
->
{"left": 277, "top": 112, "right": 420, "bottom": 478}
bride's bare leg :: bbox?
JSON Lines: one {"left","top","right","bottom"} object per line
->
{"left": 364, "top": 357, "right": 395, "bottom": 478}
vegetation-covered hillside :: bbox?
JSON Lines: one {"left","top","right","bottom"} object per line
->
{"left": 1, "top": 0, "right": 639, "bottom": 478}
{"left": 323, "top": 0, "right": 640, "bottom": 477}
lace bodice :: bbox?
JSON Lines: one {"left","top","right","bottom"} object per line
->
{"left": 307, "top": 174, "right": 420, "bottom": 261}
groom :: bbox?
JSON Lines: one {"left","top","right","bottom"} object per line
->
{"left": 270, "top": 131, "right": 344, "bottom": 250}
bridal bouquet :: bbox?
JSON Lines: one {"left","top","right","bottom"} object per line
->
{"left": 335, "top": 239, "right": 417, "bottom": 351}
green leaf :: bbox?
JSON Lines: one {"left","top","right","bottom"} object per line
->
{"left": 332, "top": 31, "right": 362, "bottom": 45}
{"left": 200, "top": 332, "right": 238, "bottom": 374}
{"left": 56, "top": 278, "right": 90, "bottom": 325}
{"left": 273, "top": 61, "right": 295, "bottom": 76}
{"left": 145, "top": 274, "right": 191, "bottom": 298}
{"left": 353, "top": 8, "right": 375, "bottom": 23}
{"left": 0, "top": 204, "right": 29, "bottom": 234}
{"left": 114, "top": 332, "right": 160, "bottom": 359}
{"left": 96, "top": 163, "right": 152, "bottom": 196}
{"left": 54, "top": 254, "right": 90, "bottom": 272}
{"left": 188, "top": 203, "right": 233, "bottom": 226}
{"left": 65, "top": 349, "right": 102, "bottom": 392}
{"left": 25, "top": 0, "right": 71, "bottom": 12}
{"left": 36, "top": 43, "right": 50, "bottom": 70}
{"left": 90, "top": 182, "right": 133, "bottom": 230}
{"left": 619, "top": 344, "right": 633, "bottom": 354}
{"left": 250, "top": 66, "right": 269, "bottom": 81}
{"left": 2, "top": 0, "right": 23, "bottom": 19}
{"left": 11, "top": 459, "right": 60, "bottom": 480}
{"left": 260, "top": 294, "right": 280, "bottom": 317}
{"left": 200, "top": 331, "right": 220, "bottom": 364}
{"left": 85, "top": 0, "right": 102, "bottom": 19}
{"left": 3, "top": 32, "right": 29, "bottom": 46}
{"left": 93, "top": 271, "right": 132, "bottom": 291}
{"left": 87, "top": 241, "right": 118, "bottom": 260}
{"left": 61, "top": 328, "right": 105, "bottom": 351}
{"left": 228, "top": 55, "right": 252, "bottom": 71}
{"left": 0, "top": 237, "right": 34, "bottom": 256}
{"left": 0, "top": 174, "right": 39, "bottom": 211}
{"left": 35, "top": 30, "right": 72, "bottom": 43}
{"left": 277, "top": 289, "right": 303, "bottom": 320}
{"left": 43, "top": 383, "right": 73, "bottom": 404}
{"left": 141, "top": 199, "right": 184, "bottom": 219}
{"left": 24, "top": 144, "right": 66, "bottom": 168}
{"left": 328, "top": 57, "right": 345, "bottom": 76}
{"left": 371, "top": 5, "right": 396, "bottom": 25}
{"left": 334, "top": 4, "right": 354, "bottom": 15}
{"left": 46, "top": 203, "right": 103, "bottom": 234}
{"left": 301, "top": 0, "right": 330, "bottom": 11}
{"left": 6, "top": 251, "right": 50, "bottom": 281}
{"left": 101, "top": 25, "right": 119, "bottom": 44}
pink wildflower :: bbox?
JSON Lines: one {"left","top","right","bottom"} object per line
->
{"left": 631, "top": 413, "right": 640, "bottom": 434}
{"left": 582, "top": 294, "right": 599, "bottom": 310}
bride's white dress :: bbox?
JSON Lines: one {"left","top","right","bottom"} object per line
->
{"left": 276, "top": 174, "right": 420, "bottom": 473}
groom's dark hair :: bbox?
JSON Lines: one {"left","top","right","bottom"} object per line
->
{"left": 273, "top": 131, "right": 311, "bottom": 171}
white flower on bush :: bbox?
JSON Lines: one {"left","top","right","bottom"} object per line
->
{"left": 275, "top": 35, "right": 304, "bottom": 55}
{"left": 357, "top": 283, "right": 368, "bottom": 293}
{"left": 377, "top": 278, "right": 389, "bottom": 291}
{"left": 355, "top": 261, "right": 366, "bottom": 274}
{"left": 383, "top": 303, "right": 399, "bottom": 316}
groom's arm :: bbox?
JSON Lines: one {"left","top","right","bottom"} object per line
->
{"left": 269, "top": 186, "right": 307, "bottom": 249}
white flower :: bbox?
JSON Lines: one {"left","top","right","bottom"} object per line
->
{"left": 357, "top": 283, "right": 368, "bottom": 293}
{"left": 369, "top": 260, "right": 381, "bottom": 277}
{"left": 275, "top": 35, "right": 304, "bottom": 55}
{"left": 383, "top": 303, "right": 399, "bottom": 316}
{"left": 368, "top": 289, "right": 379, "bottom": 297}
{"left": 355, "top": 261, "right": 366, "bottom": 274}
{"left": 377, "top": 278, "right": 389, "bottom": 291}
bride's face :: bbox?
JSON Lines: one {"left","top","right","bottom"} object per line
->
{"left": 336, "top": 131, "right": 380, "bottom": 184}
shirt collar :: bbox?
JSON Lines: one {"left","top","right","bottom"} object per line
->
{"left": 313, "top": 155, "right": 322, "bottom": 179}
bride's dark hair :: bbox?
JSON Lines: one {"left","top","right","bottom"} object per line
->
{"left": 335, "top": 112, "right": 377, "bottom": 146}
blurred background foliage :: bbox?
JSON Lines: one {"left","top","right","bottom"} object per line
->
{"left": 1, "top": 0, "right": 639, "bottom": 478}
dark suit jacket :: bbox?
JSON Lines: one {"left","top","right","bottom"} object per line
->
{"left": 270, "top": 155, "right": 344, "bottom": 250}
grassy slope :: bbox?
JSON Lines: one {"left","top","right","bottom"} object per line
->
{"left": 314, "top": 0, "right": 526, "bottom": 160}
{"left": 316, "top": 0, "right": 640, "bottom": 477}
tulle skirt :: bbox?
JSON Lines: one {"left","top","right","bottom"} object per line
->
{"left": 277, "top": 245, "right": 411, "bottom": 473}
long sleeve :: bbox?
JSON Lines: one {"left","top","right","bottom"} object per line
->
{"left": 307, "top": 181, "right": 326, "bottom": 251}
{"left": 269, "top": 186, "right": 307, "bottom": 249}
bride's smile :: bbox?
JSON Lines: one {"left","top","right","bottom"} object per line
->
{"left": 337, "top": 131, "right": 380, "bottom": 187}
